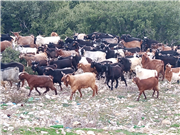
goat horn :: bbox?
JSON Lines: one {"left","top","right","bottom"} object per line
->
{"left": 61, "top": 71, "right": 66, "bottom": 76}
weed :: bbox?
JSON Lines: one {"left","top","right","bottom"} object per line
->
{"left": 4, "top": 90, "right": 27, "bottom": 104}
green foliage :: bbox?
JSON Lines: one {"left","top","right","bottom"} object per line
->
{"left": 1, "top": 47, "right": 20, "bottom": 63}
{"left": 1, "top": 47, "right": 35, "bottom": 74}
{"left": 1, "top": 1, "right": 180, "bottom": 45}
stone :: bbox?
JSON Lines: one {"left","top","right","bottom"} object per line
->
{"left": 75, "top": 130, "right": 86, "bottom": 135}
{"left": 73, "top": 121, "right": 81, "bottom": 127}
{"left": 103, "top": 127, "right": 108, "bottom": 130}
{"left": 87, "top": 131, "right": 95, "bottom": 135}
{"left": 161, "top": 119, "right": 171, "bottom": 125}
{"left": 61, "top": 128, "right": 66, "bottom": 135}
{"left": 41, "top": 131, "right": 48, "bottom": 134}
{"left": 8, "top": 127, "right": 14, "bottom": 131}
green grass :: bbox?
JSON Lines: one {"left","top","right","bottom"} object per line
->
{"left": 10, "top": 127, "right": 148, "bottom": 135}
{"left": 13, "top": 127, "right": 71, "bottom": 135}
{"left": 171, "top": 123, "right": 180, "bottom": 127}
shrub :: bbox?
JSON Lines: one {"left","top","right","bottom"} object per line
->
{"left": 1, "top": 47, "right": 35, "bottom": 74}
{"left": 1, "top": 47, "right": 21, "bottom": 63}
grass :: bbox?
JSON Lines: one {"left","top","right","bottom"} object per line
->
{"left": 9, "top": 127, "right": 148, "bottom": 135}
{"left": 171, "top": 123, "right": 180, "bottom": 127}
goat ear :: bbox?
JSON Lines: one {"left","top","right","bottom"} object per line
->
{"left": 66, "top": 75, "right": 70, "bottom": 82}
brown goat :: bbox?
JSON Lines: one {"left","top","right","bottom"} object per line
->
{"left": 19, "top": 72, "right": 57, "bottom": 96}
{"left": 56, "top": 49, "right": 79, "bottom": 57}
{"left": 19, "top": 52, "right": 48, "bottom": 67}
{"left": 133, "top": 76, "right": 159, "bottom": 101}
{"left": 165, "top": 63, "right": 180, "bottom": 88}
{"left": 51, "top": 32, "right": 59, "bottom": 36}
{"left": 11, "top": 31, "right": 34, "bottom": 46}
{"left": 61, "top": 72, "right": 98, "bottom": 100}
{"left": 141, "top": 53, "right": 164, "bottom": 80}
{"left": 120, "top": 40, "right": 142, "bottom": 49}
{"left": 77, "top": 63, "right": 97, "bottom": 74}
{"left": 1, "top": 40, "right": 12, "bottom": 52}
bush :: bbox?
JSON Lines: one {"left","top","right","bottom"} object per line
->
{"left": 1, "top": 47, "right": 21, "bottom": 63}
{"left": 1, "top": 47, "right": 35, "bottom": 74}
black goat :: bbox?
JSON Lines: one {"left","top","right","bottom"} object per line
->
{"left": 103, "top": 63, "right": 127, "bottom": 90}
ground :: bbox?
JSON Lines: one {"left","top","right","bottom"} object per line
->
{"left": 1, "top": 73, "right": 180, "bottom": 135}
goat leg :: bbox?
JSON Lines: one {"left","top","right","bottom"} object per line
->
{"left": 17, "top": 81, "right": 21, "bottom": 90}
{"left": 43, "top": 87, "right": 50, "bottom": 94}
{"left": 95, "top": 85, "right": 98, "bottom": 95}
{"left": 78, "top": 89, "right": 82, "bottom": 98}
{"left": 115, "top": 79, "right": 118, "bottom": 88}
{"left": 35, "top": 87, "right": 41, "bottom": 95}
{"left": 157, "top": 90, "right": 159, "bottom": 98}
{"left": 121, "top": 75, "right": 127, "bottom": 86}
{"left": 28, "top": 87, "right": 33, "bottom": 96}
{"left": 111, "top": 79, "right": 114, "bottom": 90}
{"left": 59, "top": 83, "right": 62, "bottom": 91}
{"left": 70, "top": 91, "right": 75, "bottom": 100}
{"left": 106, "top": 78, "right": 111, "bottom": 88}
{"left": 21, "top": 79, "right": 25, "bottom": 87}
{"left": 137, "top": 91, "right": 143, "bottom": 101}
{"left": 1, "top": 81, "right": 6, "bottom": 90}
{"left": 9, "top": 81, "right": 12, "bottom": 87}
{"left": 152, "top": 90, "right": 155, "bottom": 97}
{"left": 143, "top": 91, "right": 147, "bottom": 99}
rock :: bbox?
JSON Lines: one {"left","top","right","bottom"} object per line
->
{"left": 39, "top": 111, "right": 45, "bottom": 115}
{"left": 45, "top": 95, "right": 51, "bottom": 99}
{"left": 32, "top": 121, "right": 39, "bottom": 126}
{"left": 87, "top": 131, "right": 95, "bottom": 135}
{"left": 6, "top": 102, "right": 14, "bottom": 106}
{"left": 71, "top": 101, "right": 76, "bottom": 105}
{"left": 75, "top": 130, "right": 86, "bottom": 135}
{"left": 169, "top": 127, "right": 176, "bottom": 131}
{"left": 24, "top": 120, "right": 31, "bottom": 126}
{"left": 3, "top": 122, "right": 10, "bottom": 127}
{"left": 60, "top": 128, "right": 66, "bottom": 135}
{"left": 73, "top": 121, "right": 81, "bottom": 127}
{"left": 103, "top": 127, "right": 108, "bottom": 130}
{"left": 66, "top": 128, "right": 72, "bottom": 133}
{"left": 142, "top": 127, "right": 150, "bottom": 133}
{"left": 127, "top": 93, "right": 132, "bottom": 98}
{"left": 38, "top": 103, "right": 44, "bottom": 107}
{"left": 129, "top": 126, "right": 135, "bottom": 132}
{"left": 41, "top": 131, "right": 48, "bottom": 134}
{"left": 167, "top": 111, "right": 171, "bottom": 114}
{"left": 8, "top": 127, "right": 14, "bottom": 131}
{"left": 161, "top": 119, "right": 171, "bottom": 125}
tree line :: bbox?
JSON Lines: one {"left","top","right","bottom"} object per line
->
{"left": 1, "top": 1, "right": 180, "bottom": 45}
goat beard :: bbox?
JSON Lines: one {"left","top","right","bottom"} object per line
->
{"left": 63, "top": 81, "right": 69, "bottom": 87}
{"left": 65, "top": 83, "right": 68, "bottom": 87}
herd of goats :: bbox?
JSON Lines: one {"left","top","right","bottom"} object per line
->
{"left": 1, "top": 31, "right": 180, "bottom": 101}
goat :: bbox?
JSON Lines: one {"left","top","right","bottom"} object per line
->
{"left": 135, "top": 65, "right": 158, "bottom": 80}
{"left": 61, "top": 72, "right": 98, "bottom": 100}
{"left": 44, "top": 67, "right": 75, "bottom": 91}
{"left": 19, "top": 72, "right": 57, "bottom": 96}
{"left": 56, "top": 49, "right": 79, "bottom": 57}
{"left": 77, "top": 63, "right": 97, "bottom": 74}
{"left": 133, "top": 76, "right": 159, "bottom": 101}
